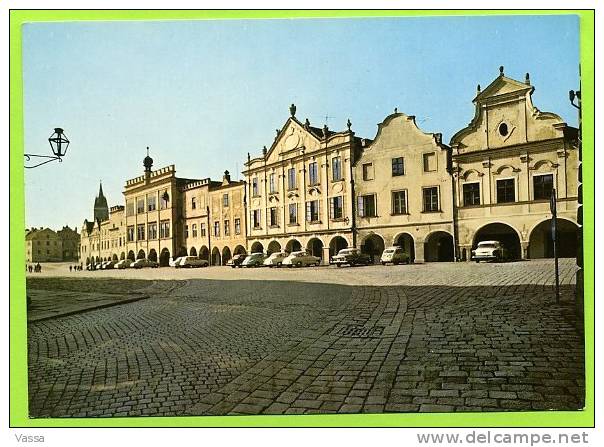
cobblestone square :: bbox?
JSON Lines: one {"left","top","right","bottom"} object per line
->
{"left": 26, "top": 259, "right": 584, "bottom": 418}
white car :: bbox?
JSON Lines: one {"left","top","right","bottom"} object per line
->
{"left": 242, "top": 252, "right": 266, "bottom": 268}
{"left": 472, "top": 241, "right": 508, "bottom": 262}
{"left": 169, "top": 256, "right": 185, "bottom": 267}
{"left": 282, "top": 251, "right": 321, "bottom": 267}
{"left": 380, "top": 247, "right": 410, "bottom": 265}
{"left": 177, "top": 256, "right": 209, "bottom": 268}
{"left": 263, "top": 251, "right": 288, "bottom": 267}
{"left": 114, "top": 259, "right": 132, "bottom": 269}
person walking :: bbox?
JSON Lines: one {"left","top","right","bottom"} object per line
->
{"left": 69, "top": 265, "right": 72, "bottom": 272}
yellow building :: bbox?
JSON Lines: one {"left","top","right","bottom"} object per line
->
{"left": 182, "top": 171, "right": 247, "bottom": 265}
{"left": 450, "top": 68, "right": 579, "bottom": 261}
{"left": 354, "top": 112, "right": 454, "bottom": 263}
{"left": 244, "top": 105, "right": 363, "bottom": 263}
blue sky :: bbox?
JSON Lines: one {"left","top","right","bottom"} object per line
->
{"left": 22, "top": 15, "right": 580, "bottom": 230}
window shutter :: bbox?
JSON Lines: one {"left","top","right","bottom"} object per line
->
{"left": 357, "top": 196, "right": 364, "bottom": 217}
{"left": 329, "top": 198, "right": 334, "bottom": 219}
{"left": 306, "top": 202, "right": 311, "bottom": 222}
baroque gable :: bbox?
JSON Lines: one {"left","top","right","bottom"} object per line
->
{"left": 451, "top": 69, "right": 568, "bottom": 154}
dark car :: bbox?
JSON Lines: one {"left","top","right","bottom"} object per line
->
{"left": 227, "top": 254, "right": 247, "bottom": 268}
{"left": 330, "top": 248, "right": 371, "bottom": 267}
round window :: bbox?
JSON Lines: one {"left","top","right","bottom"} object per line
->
{"left": 498, "top": 123, "right": 509, "bottom": 137}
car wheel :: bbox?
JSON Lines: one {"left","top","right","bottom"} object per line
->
{"left": 381, "top": 262, "right": 386, "bottom": 266}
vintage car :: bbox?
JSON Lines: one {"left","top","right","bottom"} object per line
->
{"left": 282, "top": 251, "right": 321, "bottom": 267}
{"left": 380, "top": 247, "right": 410, "bottom": 265}
{"left": 227, "top": 254, "right": 247, "bottom": 268}
{"left": 472, "top": 240, "right": 508, "bottom": 262}
{"left": 176, "top": 256, "right": 209, "bottom": 268}
{"left": 330, "top": 248, "right": 371, "bottom": 267}
{"left": 169, "top": 256, "right": 185, "bottom": 267}
{"left": 130, "top": 259, "right": 159, "bottom": 269}
{"left": 263, "top": 251, "right": 289, "bottom": 267}
{"left": 241, "top": 252, "right": 267, "bottom": 268}
{"left": 114, "top": 259, "right": 132, "bottom": 269}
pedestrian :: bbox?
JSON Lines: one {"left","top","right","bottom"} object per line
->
{"left": 69, "top": 265, "right": 72, "bottom": 272}
{"left": 28, "top": 265, "right": 33, "bottom": 273}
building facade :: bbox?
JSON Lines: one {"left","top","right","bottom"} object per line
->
{"left": 450, "top": 68, "right": 579, "bottom": 261}
{"left": 182, "top": 171, "right": 247, "bottom": 266}
{"left": 354, "top": 112, "right": 454, "bottom": 263}
{"left": 25, "top": 228, "right": 63, "bottom": 262}
{"left": 243, "top": 105, "right": 363, "bottom": 264}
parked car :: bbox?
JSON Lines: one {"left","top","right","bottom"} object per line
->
{"left": 282, "top": 250, "right": 321, "bottom": 267}
{"left": 472, "top": 240, "right": 508, "bottom": 262}
{"left": 242, "top": 252, "right": 267, "bottom": 268}
{"left": 227, "top": 254, "right": 247, "bottom": 268}
{"left": 263, "top": 251, "right": 288, "bottom": 267}
{"left": 95, "top": 262, "right": 103, "bottom": 270}
{"left": 114, "top": 259, "right": 132, "bottom": 269}
{"left": 177, "top": 256, "right": 209, "bottom": 268}
{"left": 104, "top": 260, "right": 118, "bottom": 269}
{"left": 330, "top": 248, "right": 371, "bottom": 267}
{"left": 130, "top": 259, "right": 159, "bottom": 269}
{"left": 380, "top": 247, "right": 410, "bottom": 265}
{"left": 169, "top": 256, "right": 185, "bottom": 267}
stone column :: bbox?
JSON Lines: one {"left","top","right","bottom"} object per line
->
{"left": 521, "top": 241, "right": 529, "bottom": 260}
{"left": 414, "top": 240, "right": 425, "bottom": 263}
{"left": 322, "top": 246, "right": 331, "bottom": 266}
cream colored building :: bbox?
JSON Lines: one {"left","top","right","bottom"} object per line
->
{"left": 354, "top": 112, "right": 454, "bottom": 263}
{"left": 182, "top": 171, "right": 247, "bottom": 265}
{"left": 450, "top": 68, "right": 579, "bottom": 261}
{"left": 243, "top": 105, "right": 363, "bottom": 263}
{"left": 25, "top": 228, "right": 63, "bottom": 262}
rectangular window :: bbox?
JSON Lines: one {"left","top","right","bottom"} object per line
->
{"left": 214, "top": 221, "right": 220, "bottom": 237}
{"left": 159, "top": 220, "right": 170, "bottom": 238}
{"left": 136, "top": 198, "right": 145, "bottom": 214}
{"left": 392, "top": 190, "right": 408, "bottom": 215}
{"left": 463, "top": 182, "right": 481, "bottom": 206}
{"left": 234, "top": 218, "right": 241, "bottom": 235}
{"left": 362, "top": 163, "right": 374, "bottom": 181}
{"left": 357, "top": 194, "right": 376, "bottom": 217}
{"left": 160, "top": 191, "right": 169, "bottom": 210}
{"left": 148, "top": 222, "right": 157, "bottom": 240}
{"left": 308, "top": 162, "right": 319, "bottom": 185}
{"left": 252, "top": 178, "right": 259, "bottom": 196}
{"left": 288, "top": 168, "right": 297, "bottom": 189}
{"left": 126, "top": 201, "right": 135, "bottom": 217}
{"left": 184, "top": 225, "right": 189, "bottom": 239}
{"left": 270, "top": 207, "right": 278, "bottom": 227}
{"left": 330, "top": 196, "right": 344, "bottom": 219}
{"left": 497, "top": 178, "right": 516, "bottom": 203}
{"left": 192, "top": 223, "right": 198, "bottom": 238}
{"left": 306, "top": 200, "right": 320, "bottom": 222}
{"left": 252, "top": 210, "right": 261, "bottom": 229}
{"left": 224, "top": 220, "right": 230, "bottom": 236}
{"left": 533, "top": 174, "right": 553, "bottom": 200}
{"left": 137, "top": 224, "right": 145, "bottom": 240}
{"left": 423, "top": 187, "right": 439, "bottom": 212}
{"left": 423, "top": 152, "right": 437, "bottom": 172}
{"left": 200, "top": 223, "right": 206, "bottom": 237}
{"left": 191, "top": 197, "right": 197, "bottom": 210}
{"left": 147, "top": 194, "right": 156, "bottom": 211}
{"left": 332, "top": 157, "right": 342, "bottom": 181}
{"left": 289, "top": 203, "right": 297, "bottom": 224}
{"left": 223, "top": 193, "right": 229, "bottom": 207}
{"left": 392, "top": 157, "right": 405, "bottom": 176}
{"left": 269, "top": 174, "right": 276, "bottom": 194}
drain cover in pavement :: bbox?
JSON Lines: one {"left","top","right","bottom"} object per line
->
{"left": 337, "top": 325, "right": 385, "bottom": 338}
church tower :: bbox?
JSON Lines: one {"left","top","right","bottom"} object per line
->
{"left": 93, "top": 182, "right": 109, "bottom": 222}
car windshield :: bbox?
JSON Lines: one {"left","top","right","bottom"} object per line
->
{"left": 384, "top": 249, "right": 395, "bottom": 253}
{"left": 478, "top": 242, "right": 497, "bottom": 248}
{"left": 339, "top": 249, "right": 354, "bottom": 255}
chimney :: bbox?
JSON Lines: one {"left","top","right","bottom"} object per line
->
{"left": 223, "top": 170, "right": 231, "bottom": 184}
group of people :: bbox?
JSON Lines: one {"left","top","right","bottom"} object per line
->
{"left": 26, "top": 263, "right": 42, "bottom": 273}
{"left": 69, "top": 264, "right": 84, "bottom": 272}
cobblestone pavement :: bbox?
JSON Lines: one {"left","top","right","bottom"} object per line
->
{"left": 27, "top": 259, "right": 584, "bottom": 417}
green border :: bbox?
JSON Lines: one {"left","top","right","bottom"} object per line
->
{"left": 10, "top": 9, "right": 595, "bottom": 428}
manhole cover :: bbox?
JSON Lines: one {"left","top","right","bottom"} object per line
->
{"left": 337, "top": 325, "right": 385, "bottom": 338}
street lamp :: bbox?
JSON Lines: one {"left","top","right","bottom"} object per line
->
{"left": 24, "top": 128, "right": 70, "bottom": 169}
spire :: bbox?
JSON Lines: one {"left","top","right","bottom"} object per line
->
{"left": 98, "top": 181, "right": 104, "bottom": 198}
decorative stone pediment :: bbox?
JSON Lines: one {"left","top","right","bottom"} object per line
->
{"left": 308, "top": 186, "right": 321, "bottom": 196}
{"left": 268, "top": 195, "right": 280, "bottom": 204}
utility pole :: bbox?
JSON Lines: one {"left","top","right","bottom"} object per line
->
{"left": 550, "top": 188, "right": 560, "bottom": 304}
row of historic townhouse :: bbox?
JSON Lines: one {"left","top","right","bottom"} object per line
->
{"left": 80, "top": 69, "right": 580, "bottom": 265}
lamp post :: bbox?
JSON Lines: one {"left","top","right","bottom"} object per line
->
{"left": 569, "top": 88, "right": 583, "bottom": 327}
{"left": 24, "top": 128, "right": 70, "bottom": 169}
